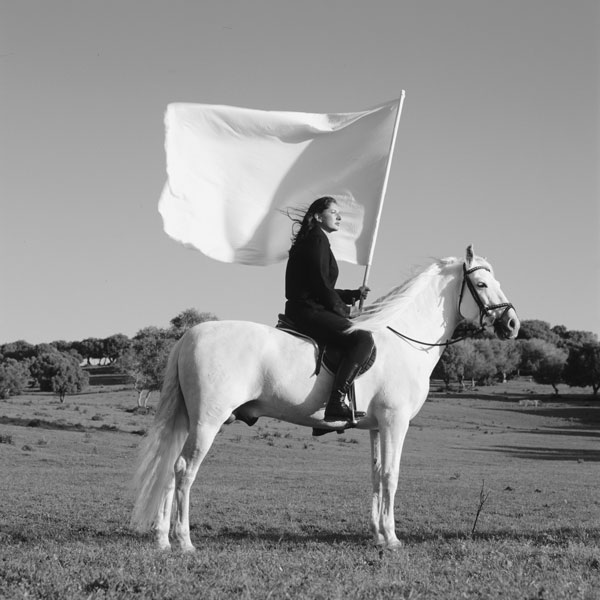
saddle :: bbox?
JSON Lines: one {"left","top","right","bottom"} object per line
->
{"left": 275, "top": 314, "right": 377, "bottom": 437}
{"left": 276, "top": 314, "right": 376, "bottom": 378}
{"left": 276, "top": 314, "right": 376, "bottom": 437}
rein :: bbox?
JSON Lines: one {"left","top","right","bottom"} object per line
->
{"left": 386, "top": 325, "right": 484, "bottom": 348}
{"left": 385, "top": 263, "right": 513, "bottom": 349}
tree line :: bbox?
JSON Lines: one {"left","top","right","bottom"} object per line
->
{"left": 0, "top": 309, "right": 217, "bottom": 402}
{"left": 433, "top": 319, "right": 600, "bottom": 395}
{"left": 1, "top": 314, "right": 598, "bottom": 402}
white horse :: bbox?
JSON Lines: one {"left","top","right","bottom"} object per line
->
{"left": 131, "top": 245, "right": 519, "bottom": 551}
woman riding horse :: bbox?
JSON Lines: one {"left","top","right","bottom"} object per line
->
{"left": 132, "top": 243, "right": 520, "bottom": 551}
{"left": 284, "top": 196, "right": 373, "bottom": 422}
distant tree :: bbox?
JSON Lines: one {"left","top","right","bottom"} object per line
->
{"left": 50, "top": 359, "right": 90, "bottom": 402}
{"left": 487, "top": 339, "right": 521, "bottom": 382}
{"left": 464, "top": 340, "right": 497, "bottom": 386}
{"left": 34, "top": 343, "right": 60, "bottom": 357}
{"left": 563, "top": 342, "right": 600, "bottom": 396}
{"left": 73, "top": 338, "right": 106, "bottom": 365}
{"left": 169, "top": 309, "right": 218, "bottom": 339}
{"left": 0, "top": 340, "right": 36, "bottom": 362}
{"left": 551, "top": 324, "right": 568, "bottom": 339}
{"left": 103, "top": 334, "right": 131, "bottom": 364}
{"left": 435, "top": 338, "right": 517, "bottom": 389}
{"left": 434, "top": 344, "right": 465, "bottom": 390}
{"left": 30, "top": 353, "right": 61, "bottom": 389}
{"left": 0, "top": 359, "right": 31, "bottom": 398}
{"left": 560, "top": 330, "right": 598, "bottom": 351}
{"left": 118, "top": 327, "right": 175, "bottom": 407}
{"left": 532, "top": 346, "right": 568, "bottom": 395}
{"left": 435, "top": 340, "right": 496, "bottom": 389}
{"left": 66, "top": 348, "right": 84, "bottom": 364}
{"left": 50, "top": 340, "right": 73, "bottom": 354}
{"left": 30, "top": 352, "right": 89, "bottom": 399}
{"left": 517, "top": 320, "right": 560, "bottom": 345}
{"left": 518, "top": 338, "right": 560, "bottom": 376}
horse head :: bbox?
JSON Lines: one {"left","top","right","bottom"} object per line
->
{"left": 458, "top": 245, "right": 520, "bottom": 339}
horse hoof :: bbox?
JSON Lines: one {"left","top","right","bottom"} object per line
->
{"left": 374, "top": 538, "right": 402, "bottom": 552}
{"left": 180, "top": 544, "right": 196, "bottom": 553}
{"left": 386, "top": 540, "right": 403, "bottom": 551}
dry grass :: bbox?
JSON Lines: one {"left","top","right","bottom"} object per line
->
{"left": 0, "top": 382, "right": 598, "bottom": 599}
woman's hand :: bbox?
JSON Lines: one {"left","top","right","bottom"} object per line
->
{"left": 357, "top": 285, "right": 370, "bottom": 300}
{"left": 349, "top": 305, "right": 362, "bottom": 319}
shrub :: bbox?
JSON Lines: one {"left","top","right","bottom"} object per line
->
{"left": 532, "top": 347, "right": 568, "bottom": 394}
{"left": 0, "top": 358, "right": 31, "bottom": 398}
{"left": 563, "top": 342, "right": 600, "bottom": 396}
{"left": 30, "top": 352, "right": 89, "bottom": 400}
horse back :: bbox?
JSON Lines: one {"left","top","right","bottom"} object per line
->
{"left": 183, "top": 319, "right": 318, "bottom": 381}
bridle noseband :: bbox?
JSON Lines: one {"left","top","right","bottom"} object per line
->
{"left": 459, "top": 264, "right": 514, "bottom": 329}
{"left": 387, "top": 263, "right": 515, "bottom": 348}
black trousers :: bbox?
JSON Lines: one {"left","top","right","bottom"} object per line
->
{"left": 285, "top": 303, "right": 374, "bottom": 368}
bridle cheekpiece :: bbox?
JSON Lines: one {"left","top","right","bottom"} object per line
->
{"left": 459, "top": 264, "right": 514, "bottom": 329}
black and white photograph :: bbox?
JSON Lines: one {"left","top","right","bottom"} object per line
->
{"left": 1, "top": 1, "right": 598, "bottom": 598}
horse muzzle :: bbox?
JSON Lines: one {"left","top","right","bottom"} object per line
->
{"left": 493, "top": 306, "right": 520, "bottom": 339}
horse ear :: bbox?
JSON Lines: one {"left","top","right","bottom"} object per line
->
{"left": 465, "top": 244, "right": 474, "bottom": 267}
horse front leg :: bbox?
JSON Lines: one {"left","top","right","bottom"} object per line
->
{"left": 378, "top": 414, "right": 409, "bottom": 550}
{"left": 369, "top": 430, "right": 385, "bottom": 546}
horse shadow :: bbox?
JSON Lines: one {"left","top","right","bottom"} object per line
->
{"left": 477, "top": 444, "right": 600, "bottom": 462}
{"left": 7, "top": 522, "right": 597, "bottom": 551}
{"left": 188, "top": 524, "right": 600, "bottom": 548}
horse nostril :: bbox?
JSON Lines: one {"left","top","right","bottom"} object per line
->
{"left": 509, "top": 318, "right": 516, "bottom": 330}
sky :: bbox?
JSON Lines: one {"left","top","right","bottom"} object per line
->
{"left": 1, "top": 0, "right": 599, "bottom": 345}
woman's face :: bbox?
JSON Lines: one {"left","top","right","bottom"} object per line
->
{"left": 316, "top": 202, "right": 341, "bottom": 233}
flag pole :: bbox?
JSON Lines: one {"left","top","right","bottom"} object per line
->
{"left": 359, "top": 90, "right": 406, "bottom": 309}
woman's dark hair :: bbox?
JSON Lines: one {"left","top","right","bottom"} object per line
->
{"left": 289, "top": 196, "right": 337, "bottom": 251}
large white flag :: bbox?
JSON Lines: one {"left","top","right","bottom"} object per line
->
{"left": 159, "top": 96, "right": 403, "bottom": 266}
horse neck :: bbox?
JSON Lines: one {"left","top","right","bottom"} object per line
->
{"left": 387, "top": 262, "right": 463, "bottom": 363}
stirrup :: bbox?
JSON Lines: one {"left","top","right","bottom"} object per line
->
{"left": 312, "top": 427, "right": 342, "bottom": 437}
{"left": 312, "top": 421, "right": 358, "bottom": 437}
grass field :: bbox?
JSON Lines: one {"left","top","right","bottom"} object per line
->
{"left": 0, "top": 381, "right": 598, "bottom": 599}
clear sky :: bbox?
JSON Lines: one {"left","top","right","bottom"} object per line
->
{"left": 2, "top": 0, "right": 599, "bottom": 344}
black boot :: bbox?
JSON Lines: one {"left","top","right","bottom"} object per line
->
{"left": 324, "top": 362, "right": 362, "bottom": 422}
{"left": 324, "top": 390, "right": 353, "bottom": 421}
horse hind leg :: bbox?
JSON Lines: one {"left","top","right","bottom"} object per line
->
{"left": 172, "top": 421, "right": 220, "bottom": 552}
{"left": 155, "top": 478, "right": 176, "bottom": 550}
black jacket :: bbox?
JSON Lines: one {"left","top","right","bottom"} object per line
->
{"left": 285, "top": 227, "right": 359, "bottom": 318}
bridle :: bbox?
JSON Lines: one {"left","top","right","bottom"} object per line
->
{"left": 387, "top": 263, "right": 515, "bottom": 348}
{"left": 458, "top": 264, "right": 514, "bottom": 329}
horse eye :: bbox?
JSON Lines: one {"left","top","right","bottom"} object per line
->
{"left": 476, "top": 282, "right": 487, "bottom": 289}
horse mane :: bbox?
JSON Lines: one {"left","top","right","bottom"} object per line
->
{"left": 349, "top": 255, "right": 493, "bottom": 333}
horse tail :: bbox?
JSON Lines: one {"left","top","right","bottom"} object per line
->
{"left": 131, "top": 338, "right": 189, "bottom": 532}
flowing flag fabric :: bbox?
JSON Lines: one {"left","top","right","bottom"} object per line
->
{"left": 158, "top": 96, "right": 403, "bottom": 266}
